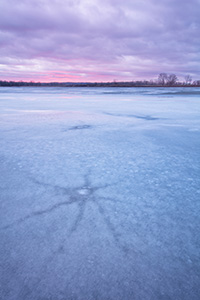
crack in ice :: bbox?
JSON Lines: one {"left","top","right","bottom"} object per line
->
{"left": 1, "top": 171, "right": 131, "bottom": 299}
{"left": 1, "top": 171, "right": 129, "bottom": 253}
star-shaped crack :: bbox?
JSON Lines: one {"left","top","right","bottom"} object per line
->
{"left": 1, "top": 171, "right": 124, "bottom": 250}
{"left": 1, "top": 171, "right": 131, "bottom": 298}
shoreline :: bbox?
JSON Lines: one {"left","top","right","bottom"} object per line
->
{"left": 0, "top": 83, "right": 200, "bottom": 88}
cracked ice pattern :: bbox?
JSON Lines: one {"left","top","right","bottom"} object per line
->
{"left": 1, "top": 87, "right": 200, "bottom": 300}
{"left": 1, "top": 172, "right": 126, "bottom": 252}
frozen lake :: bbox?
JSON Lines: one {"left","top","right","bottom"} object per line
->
{"left": 0, "top": 87, "right": 200, "bottom": 300}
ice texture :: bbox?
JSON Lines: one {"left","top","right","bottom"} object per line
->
{"left": 0, "top": 87, "right": 200, "bottom": 300}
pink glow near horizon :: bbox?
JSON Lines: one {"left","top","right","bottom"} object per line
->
{"left": 0, "top": 0, "right": 200, "bottom": 82}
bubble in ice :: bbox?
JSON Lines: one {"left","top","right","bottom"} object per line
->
{"left": 78, "top": 188, "right": 91, "bottom": 195}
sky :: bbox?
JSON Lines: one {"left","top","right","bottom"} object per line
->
{"left": 0, "top": 0, "right": 200, "bottom": 82}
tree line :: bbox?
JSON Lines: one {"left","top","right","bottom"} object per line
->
{"left": 0, "top": 74, "right": 200, "bottom": 87}
{"left": 157, "top": 73, "right": 200, "bottom": 86}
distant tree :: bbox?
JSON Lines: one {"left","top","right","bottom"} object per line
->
{"left": 184, "top": 75, "right": 192, "bottom": 85}
{"left": 193, "top": 80, "right": 200, "bottom": 86}
{"left": 158, "top": 73, "right": 168, "bottom": 85}
{"left": 166, "top": 74, "right": 178, "bottom": 86}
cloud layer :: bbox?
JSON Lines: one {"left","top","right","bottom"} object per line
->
{"left": 0, "top": 0, "right": 200, "bottom": 82}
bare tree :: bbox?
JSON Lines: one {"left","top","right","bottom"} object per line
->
{"left": 193, "top": 80, "right": 200, "bottom": 86}
{"left": 158, "top": 73, "right": 168, "bottom": 85}
{"left": 166, "top": 74, "right": 178, "bottom": 86}
{"left": 185, "top": 75, "right": 192, "bottom": 85}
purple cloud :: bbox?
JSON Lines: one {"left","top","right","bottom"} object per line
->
{"left": 0, "top": 0, "right": 199, "bottom": 82}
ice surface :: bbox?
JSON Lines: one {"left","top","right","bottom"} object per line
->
{"left": 0, "top": 87, "right": 200, "bottom": 300}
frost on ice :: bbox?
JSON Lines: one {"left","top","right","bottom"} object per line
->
{"left": 0, "top": 87, "right": 200, "bottom": 300}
